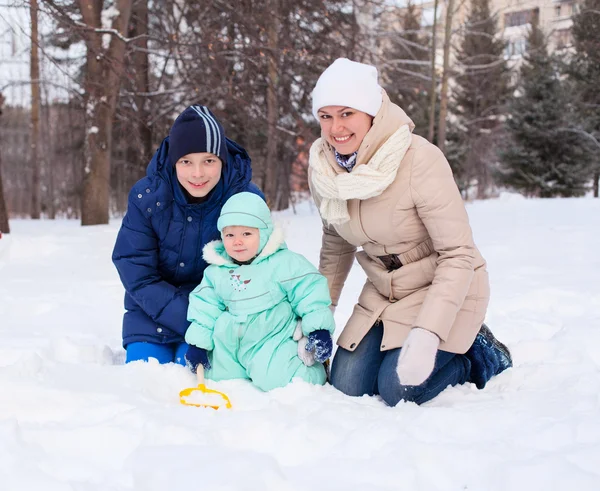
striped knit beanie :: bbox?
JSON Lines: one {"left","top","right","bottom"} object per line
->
{"left": 168, "top": 105, "right": 229, "bottom": 165}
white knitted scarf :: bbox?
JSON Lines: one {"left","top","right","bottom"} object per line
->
{"left": 309, "top": 124, "right": 412, "bottom": 225}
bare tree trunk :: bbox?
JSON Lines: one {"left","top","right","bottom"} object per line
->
{"left": 0, "top": 92, "right": 9, "bottom": 233}
{"left": 41, "top": 85, "right": 56, "bottom": 219}
{"left": 0, "top": 153, "right": 8, "bottom": 234}
{"left": 354, "top": 0, "right": 377, "bottom": 63}
{"left": 30, "top": 0, "right": 41, "bottom": 219}
{"left": 79, "top": 0, "right": 134, "bottom": 226}
{"left": 132, "top": 0, "right": 152, "bottom": 164}
{"left": 476, "top": 143, "right": 490, "bottom": 199}
{"left": 437, "top": 0, "right": 455, "bottom": 153}
{"left": 593, "top": 171, "right": 599, "bottom": 198}
{"left": 264, "top": 0, "right": 280, "bottom": 208}
{"left": 428, "top": 0, "right": 439, "bottom": 144}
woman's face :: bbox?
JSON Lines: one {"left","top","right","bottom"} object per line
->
{"left": 317, "top": 106, "right": 374, "bottom": 155}
{"left": 175, "top": 152, "right": 222, "bottom": 198}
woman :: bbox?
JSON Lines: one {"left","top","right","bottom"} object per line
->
{"left": 112, "top": 105, "right": 263, "bottom": 365}
{"left": 308, "top": 58, "right": 512, "bottom": 405}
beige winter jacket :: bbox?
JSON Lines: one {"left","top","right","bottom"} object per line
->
{"left": 308, "top": 92, "right": 489, "bottom": 354}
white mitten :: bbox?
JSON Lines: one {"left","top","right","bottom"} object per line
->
{"left": 293, "top": 320, "right": 315, "bottom": 366}
{"left": 396, "top": 327, "right": 440, "bottom": 386}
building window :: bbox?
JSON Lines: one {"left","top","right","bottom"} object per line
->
{"left": 504, "top": 38, "right": 528, "bottom": 58}
{"left": 555, "top": 29, "right": 571, "bottom": 49}
{"left": 504, "top": 8, "right": 539, "bottom": 27}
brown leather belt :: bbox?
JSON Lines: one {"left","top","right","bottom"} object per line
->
{"left": 378, "top": 254, "right": 403, "bottom": 272}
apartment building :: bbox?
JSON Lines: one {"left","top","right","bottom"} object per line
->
{"left": 385, "top": 0, "right": 577, "bottom": 67}
{"left": 495, "top": 0, "right": 578, "bottom": 59}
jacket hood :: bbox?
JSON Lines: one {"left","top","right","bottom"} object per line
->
{"left": 217, "top": 191, "right": 274, "bottom": 253}
{"left": 146, "top": 136, "right": 253, "bottom": 208}
{"left": 202, "top": 225, "right": 286, "bottom": 267}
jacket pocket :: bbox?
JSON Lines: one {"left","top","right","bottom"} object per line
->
{"left": 356, "top": 250, "right": 437, "bottom": 301}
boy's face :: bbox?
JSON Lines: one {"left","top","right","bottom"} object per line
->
{"left": 175, "top": 152, "right": 222, "bottom": 198}
{"left": 222, "top": 226, "right": 261, "bottom": 263}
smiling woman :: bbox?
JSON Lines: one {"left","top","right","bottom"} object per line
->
{"left": 308, "top": 58, "right": 512, "bottom": 406}
{"left": 316, "top": 107, "right": 373, "bottom": 156}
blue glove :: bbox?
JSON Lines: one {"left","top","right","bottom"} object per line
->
{"left": 184, "top": 345, "right": 211, "bottom": 373}
{"left": 306, "top": 330, "right": 333, "bottom": 363}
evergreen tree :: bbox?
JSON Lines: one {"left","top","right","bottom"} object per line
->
{"left": 381, "top": 2, "right": 431, "bottom": 136}
{"left": 568, "top": 0, "right": 600, "bottom": 196}
{"left": 498, "top": 22, "right": 592, "bottom": 197}
{"left": 447, "top": 0, "right": 511, "bottom": 198}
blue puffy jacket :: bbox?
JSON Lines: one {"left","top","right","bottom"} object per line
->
{"left": 112, "top": 137, "right": 263, "bottom": 347}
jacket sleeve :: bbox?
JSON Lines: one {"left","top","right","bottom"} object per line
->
{"left": 409, "top": 145, "right": 476, "bottom": 341}
{"left": 308, "top": 169, "right": 357, "bottom": 307}
{"left": 279, "top": 252, "right": 336, "bottom": 336}
{"left": 112, "top": 187, "right": 190, "bottom": 336}
{"left": 184, "top": 267, "right": 225, "bottom": 351}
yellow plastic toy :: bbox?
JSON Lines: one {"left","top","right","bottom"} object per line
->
{"left": 179, "top": 365, "right": 232, "bottom": 409}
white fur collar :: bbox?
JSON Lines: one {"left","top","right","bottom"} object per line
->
{"left": 202, "top": 224, "right": 286, "bottom": 266}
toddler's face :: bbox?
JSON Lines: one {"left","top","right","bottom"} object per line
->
{"left": 175, "top": 152, "right": 222, "bottom": 198}
{"left": 222, "top": 226, "right": 260, "bottom": 262}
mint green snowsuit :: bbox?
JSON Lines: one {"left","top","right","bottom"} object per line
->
{"left": 184, "top": 193, "right": 335, "bottom": 391}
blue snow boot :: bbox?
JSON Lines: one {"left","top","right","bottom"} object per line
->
{"left": 466, "top": 324, "right": 512, "bottom": 389}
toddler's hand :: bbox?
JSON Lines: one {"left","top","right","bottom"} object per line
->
{"left": 306, "top": 329, "right": 333, "bottom": 363}
{"left": 185, "top": 345, "right": 211, "bottom": 373}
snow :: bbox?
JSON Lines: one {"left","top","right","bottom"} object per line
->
{"left": 1, "top": 196, "right": 600, "bottom": 490}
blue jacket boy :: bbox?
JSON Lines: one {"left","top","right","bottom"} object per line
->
{"left": 112, "top": 105, "right": 263, "bottom": 364}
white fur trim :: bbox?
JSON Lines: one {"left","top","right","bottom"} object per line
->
{"left": 202, "top": 240, "right": 230, "bottom": 266}
{"left": 309, "top": 124, "right": 412, "bottom": 225}
{"left": 256, "top": 223, "right": 285, "bottom": 260}
{"left": 201, "top": 224, "right": 286, "bottom": 266}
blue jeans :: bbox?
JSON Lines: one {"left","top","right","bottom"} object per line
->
{"left": 126, "top": 342, "right": 188, "bottom": 366}
{"left": 330, "top": 322, "right": 471, "bottom": 405}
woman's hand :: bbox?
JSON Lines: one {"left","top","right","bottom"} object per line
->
{"left": 396, "top": 328, "right": 440, "bottom": 386}
{"left": 293, "top": 321, "right": 315, "bottom": 366}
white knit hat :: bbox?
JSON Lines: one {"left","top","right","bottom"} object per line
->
{"left": 311, "top": 58, "right": 383, "bottom": 119}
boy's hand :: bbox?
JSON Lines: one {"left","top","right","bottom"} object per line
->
{"left": 185, "top": 345, "right": 211, "bottom": 373}
{"left": 306, "top": 329, "right": 333, "bottom": 363}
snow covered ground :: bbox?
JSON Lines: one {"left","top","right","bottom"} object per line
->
{"left": 1, "top": 195, "right": 600, "bottom": 491}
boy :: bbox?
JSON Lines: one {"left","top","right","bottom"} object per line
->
{"left": 113, "top": 106, "right": 263, "bottom": 364}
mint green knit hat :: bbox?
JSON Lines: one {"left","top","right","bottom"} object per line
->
{"left": 217, "top": 192, "right": 273, "bottom": 253}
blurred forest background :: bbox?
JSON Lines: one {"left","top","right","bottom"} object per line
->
{"left": 0, "top": 0, "right": 598, "bottom": 231}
